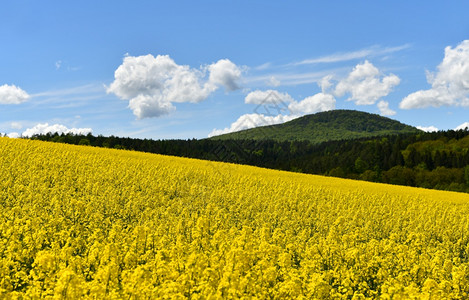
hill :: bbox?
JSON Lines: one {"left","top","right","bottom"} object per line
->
{"left": 2, "top": 137, "right": 469, "bottom": 298}
{"left": 210, "top": 109, "right": 421, "bottom": 143}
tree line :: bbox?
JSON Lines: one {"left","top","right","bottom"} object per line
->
{"left": 28, "top": 129, "right": 469, "bottom": 193}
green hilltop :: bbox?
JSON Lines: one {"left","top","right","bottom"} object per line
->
{"left": 210, "top": 109, "right": 421, "bottom": 143}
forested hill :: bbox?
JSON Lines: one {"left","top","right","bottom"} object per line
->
{"left": 210, "top": 110, "right": 421, "bottom": 143}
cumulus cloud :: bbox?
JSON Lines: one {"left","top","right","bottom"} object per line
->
{"left": 0, "top": 84, "right": 30, "bottom": 104}
{"left": 208, "top": 113, "right": 297, "bottom": 137}
{"left": 288, "top": 93, "right": 335, "bottom": 115}
{"left": 416, "top": 125, "right": 439, "bottom": 132}
{"left": 128, "top": 95, "right": 176, "bottom": 119}
{"left": 245, "top": 90, "right": 294, "bottom": 105}
{"left": 400, "top": 40, "right": 469, "bottom": 109}
{"left": 7, "top": 132, "right": 20, "bottom": 138}
{"left": 107, "top": 54, "right": 209, "bottom": 103}
{"left": 377, "top": 100, "right": 396, "bottom": 116}
{"left": 21, "top": 123, "right": 92, "bottom": 137}
{"left": 107, "top": 54, "right": 242, "bottom": 119}
{"left": 335, "top": 60, "right": 400, "bottom": 105}
{"left": 207, "top": 59, "right": 242, "bottom": 91}
{"left": 400, "top": 89, "right": 455, "bottom": 109}
{"left": 455, "top": 122, "right": 469, "bottom": 131}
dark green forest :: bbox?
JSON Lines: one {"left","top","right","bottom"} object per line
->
{"left": 28, "top": 128, "right": 469, "bottom": 193}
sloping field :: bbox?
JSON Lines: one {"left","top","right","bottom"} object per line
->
{"left": 1, "top": 137, "right": 469, "bottom": 299}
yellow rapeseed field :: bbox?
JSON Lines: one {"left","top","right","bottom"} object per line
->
{"left": 1, "top": 137, "right": 469, "bottom": 299}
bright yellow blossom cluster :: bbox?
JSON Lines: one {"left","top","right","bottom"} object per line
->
{"left": 1, "top": 137, "right": 469, "bottom": 299}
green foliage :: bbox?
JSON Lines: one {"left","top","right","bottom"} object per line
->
{"left": 465, "top": 166, "right": 469, "bottom": 185}
{"left": 360, "top": 170, "right": 379, "bottom": 182}
{"left": 78, "top": 138, "right": 90, "bottom": 146}
{"left": 354, "top": 157, "right": 369, "bottom": 173}
{"left": 210, "top": 110, "right": 420, "bottom": 143}
{"left": 383, "top": 166, "right": 416, "bottom": 186}
{"left": 328, "top": 167, "right": 346, "bottom": 178}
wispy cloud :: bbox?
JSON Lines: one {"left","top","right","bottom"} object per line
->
{"left": 31, "top": 84, "right": 105, "bottom": 98}
{"left": 293, "top": 49, "right": 373, "bottom": 65}
{"left": 254, "top": 62, "right": 272, "bottom": 70}
{"left": 291, "top": 44, "right": 411, "bottom": 66}
{"left": 245, "top": 67, "right": 348, "bottom": 86}
{"left": 27, "top": 84, "right": 107, "bottom": 109}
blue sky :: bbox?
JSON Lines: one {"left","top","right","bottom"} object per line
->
{"left": 1, "top": 1, "right": 469, "bottom": 139}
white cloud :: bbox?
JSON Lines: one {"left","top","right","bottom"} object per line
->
{"left": 128, "top": 95, "right": 175, "bottom": 119}
{"left": 416, "top": 125, "right": 439, "bottom": 132}
{"left": 400, "top": 40, "right": 469, "bottom": 109}
{"left": 107, "top": 54, "right": 208, "bottom": 103}
{"left": 7, "top": 132, "right": 20, "bottom": 139}
{"left": 208, "top": 113, "right": 297, "bottom": 137}
{"left": 335, "top": 61, "right": 400, "bottom": 105}
{"left": 0, "top": 84, "right": 30, "bottom": 104}
{"left": 245, "top": 90, "right": 294, "bottom": 105}
{"left": 207, "top": 59, "right": 242, "bottom": 91}
{"left": 107, "top": 54, "right": 243, "bottom": 119}
{"left": 288, "top": 93, "right": 335, "bottom": 115}
{"left": 21, "top": 123, "right": 92, "bottom": 137}
{"left": 400, "top": 89, "right": 455, "bottom": 109}
{"left": 455, "top": 122, "right": 469, "bottom": 131}
{"left": 377, "top": 100, "right": 396, "bottom": 116}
